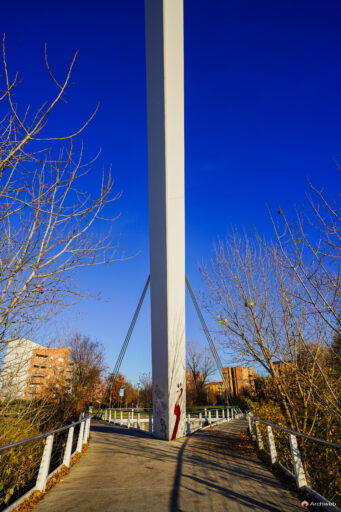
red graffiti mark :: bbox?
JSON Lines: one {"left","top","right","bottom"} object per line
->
{"left": 171, "top": 387, "right": 183, "bottom": 441}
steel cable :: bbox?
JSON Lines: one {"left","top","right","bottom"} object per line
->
{"left": 107, "top": 275, "right": 150, "bottom": 406}
{"left": 185, "top": 275, "right": 230, "bottom": 405}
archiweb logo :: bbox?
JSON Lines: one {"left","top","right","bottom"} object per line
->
{"left": 301, "top": 500, "right": 337, "bottom": 508}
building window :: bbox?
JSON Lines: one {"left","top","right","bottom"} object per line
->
{"left": 36, "top": 354, "right": 48, "bottom": 359}
{"left": 58, "top": 357, "right": 64, "bottom": 362}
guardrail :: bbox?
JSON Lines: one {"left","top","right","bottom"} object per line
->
{"left": 248, "top": 413, "right": 341, "bottom": 512}
{"left": 0, "top": 415, "right": 91, "bottom": 512}
{"left": 97, "top": 407, "right": 244, "bottom": 435}
{"left": 96, "top": 409, "right": 154, "bottom": 434}
{"left": 186, "top": 407, "right": 243, "bottom": 433}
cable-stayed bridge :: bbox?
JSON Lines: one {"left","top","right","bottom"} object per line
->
{"left": 1, "top": 2, "right": 340, "bottom": 512}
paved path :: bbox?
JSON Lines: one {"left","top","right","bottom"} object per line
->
{"left": 34, "top": 418, "right": 302, "bottom": 512}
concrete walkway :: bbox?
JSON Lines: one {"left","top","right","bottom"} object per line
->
{"left": 34, "top": 418, "right": 302, "bottom": 512}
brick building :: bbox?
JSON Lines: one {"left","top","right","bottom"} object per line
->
{"left": 205, "top": 381, "right": 223, "bottom": 395}
{"left": 204, "top": 366, "right": 256, "bottom": 400}
{"left": 222, "top": 366, "right": 257, "bottom": 397}
{"left": 0, "top": 339, "right": 72, "bottom": 400}
{"left": 25, "top": 345, "right": 71, "bottom": 399}
{"left": 272, "top": 361, "right": 289, "bottom": 377}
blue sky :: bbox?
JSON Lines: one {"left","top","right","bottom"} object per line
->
{"left": 1, "top": 0, "right": 341, "bottom": 384}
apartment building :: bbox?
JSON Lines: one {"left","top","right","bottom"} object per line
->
{"left": 222, "top": 366, "right": 257, "bottom": 396}
{"left": 25, "top": 345, "right": 71, "bottom": 399}
{"left": 0, "top": 339, "right": 71, "bottom": 400}
{"left": 205, "top": 381, "right": 224, "bottom": 395}
{"left": 272, "top": 360, "right": 290, "bottom": 377}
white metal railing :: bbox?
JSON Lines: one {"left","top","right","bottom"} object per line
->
{"left": 97, "top": 407, "right": 244, "bottom": 436}
{"left": 0, "top": 415, "right": 91, "bottom": 512}
{"left": 248, "top": 413, "right": 341, "bottom": 512}
{"left": 185, "top": 407, "right": 243, "bottom": 434}
{"left": 96, "top": 408, "right": 154, "bottom": 434}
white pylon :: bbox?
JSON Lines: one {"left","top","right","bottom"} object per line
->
{"left": 145, "top": 0, "right": 186, "bottom": 440}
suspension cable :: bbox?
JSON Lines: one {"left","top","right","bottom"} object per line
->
{"left": 185, "top": 275, "right": 230, "bottom": 406}
{"left": 106, "top": 274, "right": 229, "bottom": 408}
{"left": 107, "top": 275, "right": 150, "bottom": 407}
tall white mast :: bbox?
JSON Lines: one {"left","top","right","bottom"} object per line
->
{"left": 145, "top": 0, "right": 186, "bottom": 440}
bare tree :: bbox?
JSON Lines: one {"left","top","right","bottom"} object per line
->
{"left": 67, "top": 333, "right": 106, "bottom": 415}
{"left": 270, "top": 179, "right": 341, "bottom": 334}
{"left": 137, "top": 372, "right": 153, "bottom": 408}
{"left": 186, "top": 341, "right": 216, "bottom": 405}
{"left": 0, "top": 36, "right": 122, "bottom": 442}
{"left": 268, "top": 178, "right": 341, "bottom": 422}
{"left": 0, "top": 36, "right": 121, "bottom": 354}
{"left": 200, "top": 230, "right": 340, "bottom": 432}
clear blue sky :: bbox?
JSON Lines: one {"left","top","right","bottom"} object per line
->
{"left": 1, "top": 0, "right": 340, "bottom": 384}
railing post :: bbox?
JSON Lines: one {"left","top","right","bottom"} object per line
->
{"left": 222, "top": 408, "right": 225, "bottom": 419}
{"left": 216, "top": 409, "right": 219, "bottom": 421}
{"left": 127, "top": 412, "right": 131, "bottom": 428}
{"left": 267, "top": 425, "right": 278, "bottom": 464}
{"left": 82, "top": 419, "right": 87, "bottom": 445}
{"left": 248, "top": 413, "right": 253, "bottom": 435}
{"left": 149, "top": 412, "right": 152, "bottom": 433}
{"left": 137, "top": 413, "right": 140, "bottom": 430}
{"left": 120, "top": 410, "right": 123, "bottom": 425}
{"left": 114, "top": 410, "right": 117, "bottom": 422}
{"left": 187, "top": 415, "right": 191, "bottom": 434}
{"left": 36, "top": 434, "right": 54, "bottom": 491}
{"left": 131, "top": 408, "right": 134, "bottom": 421}
{"left": 76, "top": 421, "right": 85, "bottom": 453}
{"left": 226, "top": 408, "right": 230, "bottom": 421}
{"left": 63, "top": 427, "right": 74, "bottom": 468}
{"left": 199, "top": 412, "right": 203, "bottom": 428}
{"left": 85, "top": 417, "right": 91, "bottom": 443}
{"left": 289, "top": 434, "right": 307, "bottom": 488}
{"left": 208, "top": 410, "right": 212, "bottom": 425}
{"left": 204, "top": 408, "right": 208, "bottom": 425}
{"left": 109, "top": 409, "right": 112, "bottom": 422}
{"left": 255, "top": 421, "right": 264, "bottom": 450}
{"left": 104, "top": 409, "right": 107, "bottom": 421}
{"left": 250, "top": 415, "right": 256, "bottom": 441}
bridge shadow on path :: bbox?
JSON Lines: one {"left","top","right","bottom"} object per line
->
{"left": 33, "top": 418, "right": 303, "bottom": 512}
{"left": 91, "top": 423, "right": 153, "bottom": 438}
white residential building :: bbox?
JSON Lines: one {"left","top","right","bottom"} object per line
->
{"left": 0, "top": 339, "right": 71, "bottom": 400}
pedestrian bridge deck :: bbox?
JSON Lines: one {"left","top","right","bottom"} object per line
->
{"left": 34, "top": 418, "right": 302, "bottom": 512}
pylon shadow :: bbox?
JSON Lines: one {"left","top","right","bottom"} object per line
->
{"left": 91, "top": 421, "right": 153, "bottom": 438}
